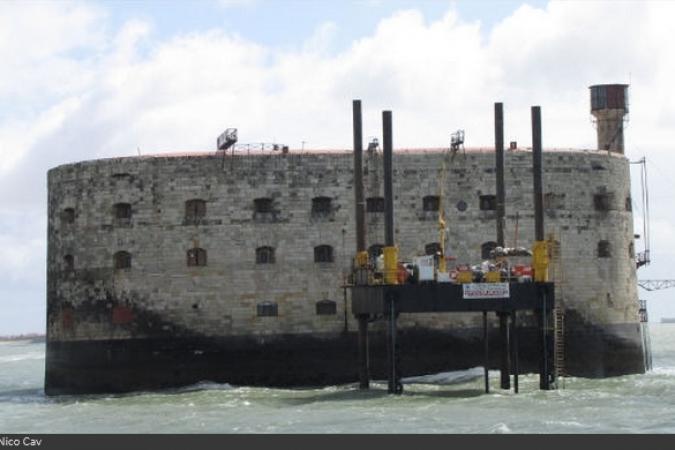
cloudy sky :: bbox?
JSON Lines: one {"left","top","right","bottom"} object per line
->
{"left": 1, "top": 0, "right": 674, "bottom": 334}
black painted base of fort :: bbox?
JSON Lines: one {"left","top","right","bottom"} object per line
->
{"left": 45, "top": 318, "right": 646, "bottom": 395}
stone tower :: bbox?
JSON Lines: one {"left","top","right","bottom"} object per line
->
{"left": 590, "top": 84, "right": 629, "bottom": 153}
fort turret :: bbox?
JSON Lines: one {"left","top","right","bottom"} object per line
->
{"left": 590, "top": 84, "right": 629, "bottom": 153}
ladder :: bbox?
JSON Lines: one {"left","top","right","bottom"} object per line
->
{"left": 553, "top": 307, "right": 566, "bottom": 385}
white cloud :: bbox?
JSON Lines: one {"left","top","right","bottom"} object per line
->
{"left": 2, "top": 1, "right": 675, "bottom": 331}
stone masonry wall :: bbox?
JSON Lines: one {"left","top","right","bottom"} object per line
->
{"left": 46, "top": 148, "right": 638, "bottom": 342}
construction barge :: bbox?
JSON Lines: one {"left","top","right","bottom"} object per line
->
{"left": 45, "top": 84, "right": 649, "bottom": 394}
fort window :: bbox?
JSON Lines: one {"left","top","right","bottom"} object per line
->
{"left": 368, "top": 244, "right": 384, "bottom": 261}
{"left": 256, "top": 246, "right": 276, "bottom": 264}
{"left": 254, "top": 198, "right": 273, "bottom": 214}
{"left": 113, "top": 251, "right": 131, "bottom": 269}
{"left": 425, "top": 242, "right": 441, "bottom": 256}
{"left": 61, "top": 208, "right": 75, "bottom": 224}
{"left": 63, "top": 254, "right": 74, "bottom": 271}
{"left": 113, "top": 203, "right": 132, "bottom": 221}
{"left": 316, "top": 299, "right": 337, "bottom": 316}
{"left": 481, "top": 241, "right": 498, "bottom": 259}
{"left": 456, "top": 200, "right": 467, "bottom": 212}
{"left": 625, "top": 196, "right": 632, "bottom": 212}
{"left": 185, "top": 199, "right": 206, "bottom": 221}
{"left": 594, "top": 193, "right": 610, "bottom": 211}
{"left": 257, "top": 302, "right": 278, "bottom": 317}
{"left": 187, "top": 248, "right": 207, "bottom": 267}
{"left": 312, "top": 196, "right": 332, "bottom": 215}
{"left": 544, "top": 193, "right": 566, "bottom": 210}
{"left": 479, "top": 195, "right": 497, "bottom": 211}
{"left": 629, "top": 242, "right": 635, "bottom": 259}
{"left": 314, "top": 245, "right": 334, "bottom": 263}
{"left": 366, "top": 197, "right": 385, "bottom": 213}
{"left": 422, "top": 195, "right": 440, "bottom": 212}
{"left": 598, "top": 240, "right": 611, "bottom": 258}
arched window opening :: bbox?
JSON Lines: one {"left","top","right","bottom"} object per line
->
{"left": 422, "top": 195, "right": 440, "bottom": 212}
{"left": 185, "top": 199, "right": 206, "bottom": 221}
{"left": 257, "top": 302, "right": 278, "bottom": 317}
{"left": 598, "top": 240, "right": 611, "bottom": 258}
{"left": 256, "top": 246, "right": 276, "bottom": 264}
{"left": 113, "top": 203, "right": 132, "bottom": 222}
{"left": 62, "top": 208, "right": 75, "bottom": 224}
{"left": 63, "top": 254, "right": 74, "bottom": 271}
{"left": 366, "top": 197, "right": 385, "bottom": 213}
{"left": 479, "top": 195, "right": 497, "bottom": 211}
{"left": 114, "top": 251, "right": 131, "bottom": 269}
{"left": 316, "top": 300, "right": 337, "bottom": 315}
{"left": 187, "top": 248, "right": 207, "bottom": 267}
{"left": 314, "top": 245, "right": 334, "bottom": 263}
{"left": 312, "top": 196, "right": 332, "bottom": 215}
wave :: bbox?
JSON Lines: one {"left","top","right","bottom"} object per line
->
{"left": 401, "top": 367, "right": 484, "bottom": 385}
{"left": 0, "top": 352, "right": 45, "bottom": 363}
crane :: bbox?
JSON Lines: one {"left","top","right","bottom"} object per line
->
{"left": 638, "top": 280, "right": 675, "bottom": 292}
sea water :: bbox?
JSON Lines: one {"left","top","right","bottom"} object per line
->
{"left": 1, "top": 325, "right": 674, "bottom": 434}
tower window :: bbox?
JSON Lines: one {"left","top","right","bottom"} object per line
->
{"left": 63, "top": 254, "right": 74, "bottom": 271}
{"left": 114, "top": 251, "right": 131, "bottom": 269}
{"left": 185, "top": 199, "right": 206, "bottom": 221}
{"left": 628, "top": 242, "right": 635, "bottom": 259}
{"left": 187, "top": 248, "right": 207, "bottom": 267}
{"left": 598, "top": 240, "right": 611, "bottom": 258}
{"left": 479, "top": 195, "right": 497, "bottom": 211}
{"left": 316, "top": 299, "right": 337, "bottom": 315}
{"left": 314, "top": 245, "right": 334, "bottom": 263}
{"left": 257, "top": 302, "right": 278, "bottom": 317}
{"left": 312, "top": 196, "right": 332, "bottom": 215}
{"left": 254, "top": 198, "right": 273, "bottom": 214}
{"left": 366, "top": 197, "right": 385, "bottom": 213}
{"left": 422, "top": 195, "right": 440, "bottom": 212}
{"left": 113, "top": 203, "right": 132, "bottom": 221}
{"left": 256, "top": 246, "right": 276, "bottom": 264}
{"left": 481, "top": 241, "right": 498, "bottom": 259}
{"left": 625, "top": 197, "right": 632, "bottom": 212}
{"left": 61, "top": 208, "right": 75, "bottom": 224}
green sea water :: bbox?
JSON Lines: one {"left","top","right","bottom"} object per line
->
{"left": 1, "top": 325, "right": 673, "bottom": 433}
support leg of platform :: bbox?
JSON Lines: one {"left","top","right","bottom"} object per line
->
{"left": 386, "top": 296, "right": 401, "bottom": 394}
{"left": 538, "top": 291, "right": 551, "bottom": 390}
{"left": 483, "top": 311, "right": 489, "bottom": 394}
{"left": 511, "top": 310, "right": 519, "bottom": 394}
{"left": 358, "top": 314, "right": 370, "bottom": 390}
{"left": 498, "top": 312, "right": 511, "bottom": 390}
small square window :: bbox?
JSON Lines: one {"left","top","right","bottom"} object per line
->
{"left": 479, "top": 195, "right": 496, "bottom": 211}
{"left": 422, "top": 196, "right": 440, "bottom": 212}
{"left": 366, "top": 197, "right": 385, "bottom": 213}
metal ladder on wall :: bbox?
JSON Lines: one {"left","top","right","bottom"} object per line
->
{"left": 548, "top": 233, "right": 566, "bottom": 387}
{"left": 553, "top": 308, "right": 566, "bottom": 387}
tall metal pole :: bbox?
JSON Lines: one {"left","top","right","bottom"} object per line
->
{"left": 532, "top": 105, "right": 551, "bottom": 390}
{"left": 495, "top": 102, "right": 505, "bottom": 247}
{"left": 383, "top": 111, "right": 394, "bottom": 247}
{"left": 483, "top": 311, "right": 490, "bottom": 393}
{"left": 358, "top": 315, "right": 369, "bottom": 389}
{"left": 353, "top": 100, "right": 370, "bottom": 390}
{"left": 532, "top": 106, "right": 544, "bottom": 242}
{"left": 353, "top": 100, "right": 366, "bottom": 253}
{"left": 512, "top": 310, "right": 519, "bottom": 394}
{"left": 499, "top": 312, "right": 510, "bottom": 390}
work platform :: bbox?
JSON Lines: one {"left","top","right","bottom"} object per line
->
{"left": 350, "top": 281, "right": 556, "bottom": 395}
